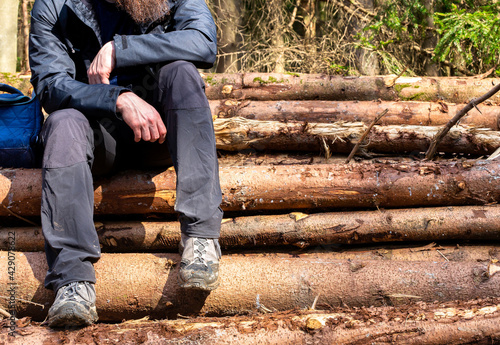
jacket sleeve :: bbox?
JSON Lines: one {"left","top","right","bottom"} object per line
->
{"left": 29, "top": 0, "right": 128, "bottom": 117}
{"left": 113, "top": 0, "right": 217, "bottom": 69}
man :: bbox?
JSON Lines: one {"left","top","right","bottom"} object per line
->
{"left": 29, "top": 0, "right": 223, "bottom": 328}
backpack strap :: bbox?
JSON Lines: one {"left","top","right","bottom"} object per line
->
{"left": 0, "top": 83, "right": 31, "bottom": 105}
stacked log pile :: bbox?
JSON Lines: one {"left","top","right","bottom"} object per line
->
{"left": 1, "top": 73, "right": 500, "bottom": 343}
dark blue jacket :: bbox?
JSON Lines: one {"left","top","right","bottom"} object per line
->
{"left": 29, "top": 0, "right": 217, "bottom": 118}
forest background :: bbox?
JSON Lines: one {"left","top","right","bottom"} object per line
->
{"left": 1, "top": 0, "right": 500, "bottom": 77}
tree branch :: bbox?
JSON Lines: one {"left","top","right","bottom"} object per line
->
{"left": 425, "top": 83, "right": 500, "bottom": 160}
{"left": 330, "top": 0, "right": 372, "bottom": 22}
{"left": 348, "top": 0, "right": 376, "bottom": 18}
{"left": 287, "top": 0, "right": 301, "bottom": 28}
{"left": 346, "top": 108, "right": 388, "bottom": 163}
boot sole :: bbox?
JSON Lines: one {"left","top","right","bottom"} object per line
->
{"left": 48, "top": 301, "right": 98, "bottom": 328}
{"left": 179, "top": 278, "right": 220, "bottom": 291}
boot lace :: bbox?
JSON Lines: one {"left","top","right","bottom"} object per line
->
{"left": 193, "top": 238, "right": 208, "bottom": 265}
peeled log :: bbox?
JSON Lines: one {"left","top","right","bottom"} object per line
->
{"left": 2, "top": 251, "right": 499, "bottom": 321}
{"left": 211, "top": 100, "right": 500, "bottom": 130}
{"left": 213, "top": 117, "right": 500, "bottom": 155}
{"left": 4, "top": 206, "right": 500, "bottom": 252}
{"left": 5, "top": 300, "right": 500, "bottom": 344}
{"left": 1, "top": 160, "right": 500, "bottom": 217}
{"left": 203, "top": 73, "right": 500, "bottom": 104}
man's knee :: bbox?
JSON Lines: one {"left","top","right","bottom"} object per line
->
{"left": 157, "top": 61, "right": 208, "bottom": 110}
{"left": 42, "top": 109, "right": 91, "bottom": 139}
{"left": 41, "top": 109, "right": 94, "bottom": 168}
{"left": 159, "top": 60, "right": 200, "bottom": 83}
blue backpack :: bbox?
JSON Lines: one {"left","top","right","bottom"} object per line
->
{"left": 0, "top": 83, "right": 43, "bottom": 168}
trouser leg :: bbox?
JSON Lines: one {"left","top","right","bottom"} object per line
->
{"left": 40, "top": 109, "right": 116, "bottom": 291}
{"left": 155, "top": 61, "right": 223, "bottom": 239}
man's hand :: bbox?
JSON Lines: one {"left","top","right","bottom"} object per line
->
{"left": 116, "top": 92, "right": 167, "bottom": 143}
{"left": 88, "top": 41, "right": 116, "bottom": 85}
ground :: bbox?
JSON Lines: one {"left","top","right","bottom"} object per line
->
{"left": 2, "top": 298, "right": 500, "bottom": 344}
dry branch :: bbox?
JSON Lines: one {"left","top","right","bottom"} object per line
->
{"left": 426, "top": 82, "right": 500, "bottom": 159}
{"left": 488, "top": 147, "right": 500, "bottom": 160}
{"left": 1, "top": 160, "right": 500, "bottom": 217}
{"left": 345, "top": 108, "right": 388, "bottom": 163}
{"left": 1, "top": 251, "right": 499, "bottom": 321}
{"left": 4, "top": 205, "right": 500, "bottom": 252}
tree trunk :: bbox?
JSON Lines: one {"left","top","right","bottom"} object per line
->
{"left": 212, "top": 117, "right": 500, "bottom": 155}
{"left": 422, "top": 0, "right": 438, "bottom": 76}
{"left": 211, "top": 100, "right": 500, "bottom": 130}
{"left": 3, "top": 204, "right": 500, "bottom": 251}
{"left": 351, "top": 0, "right": 380, "bottom": 75}
{"left": 2, "top": 251, "right": 499, "bottom": 321}
{"left": 4, "top": 299, "right": 500, "bottom": 344}
{"left": 270, "top": 0, "right": 286, "bottom": 73}
{"left": 0, "top": 0, "right": 20, "bottom": 73}
{"left": 1, "top": 160, "right": 500, "bottom": 217}
{"left": 302, "top": 0, "right": 319, "bottom": 72}
{"left": 202, "top": 73, "right": 500, "bottom": 104}
{"left": 20, "top": 0, "right": 29, "bottom": 73}
{"left": 214, "top": 0, "right": 242, "bottom": 73}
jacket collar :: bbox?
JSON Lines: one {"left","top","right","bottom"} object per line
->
{"left": 66, "top": 0, "right": 103, "bottom": 46}
{"left": 65, "top": 0, "right": 165, "bottom": 41}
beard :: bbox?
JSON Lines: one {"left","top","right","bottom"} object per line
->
{"left": 115, "top": 0, "right": 170, "bottom": 24}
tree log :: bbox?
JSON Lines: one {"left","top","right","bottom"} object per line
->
{"left": 203, "top": 73, "right": 500, "bottom": 104}
{"left": 217, "top": 152, "right": 336, "bottom": 167}
{"left": 1, "top": 251, "right": 499, "bottom": 321}
{"left": 1, "top": 160, "right": 500, "bottom": 217}
{"left": 213, "top": 117, "right": 500, "bottom": 155}
{"left": 3, "top": 206, "right": 500, "bottom": 252}
{"left": 4, "top": 300, "right": 500, "bottom": 344}
{"left": 211, "top": 100, "right": 500, "bottom": 130}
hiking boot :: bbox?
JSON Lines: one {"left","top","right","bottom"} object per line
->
{"left": 47, "top": 281, "right": 98, "bottom": 328}
{"left": 178, "top": 234, "right": 221, "bottom": 291}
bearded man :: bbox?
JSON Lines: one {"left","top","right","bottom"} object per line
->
{"left": 29, "top": 0, "right": 222, "bottom": 327}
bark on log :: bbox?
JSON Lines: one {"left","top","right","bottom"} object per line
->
{"left": 217, "top": 152, "right": 337, "bottom": 167}
{"left": 211, "top": 100, "right": 500, "bottom": 130}
{"left": 4, "top": 300, "right": 500, "bottom": 344}
{"left": 2, "top": 251, "right": 499, "bottom": 321}
{"left": 1, "top": 160, "right": 500, "bottom": 217}
{"left": 213, "top": 117, "right": 500, "bottom": 155}
{"left": 202, "top": 73, "right": 500, "bottom": 104}
{"left": 3, "top": 206, "right": 500, "bottom": 252}
{"left": 305, "top": 245, "right": 500, "bottom": 263}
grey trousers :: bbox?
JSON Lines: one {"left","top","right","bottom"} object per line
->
{"left": 40, "top": 61, "right": 223, "bottom": 292}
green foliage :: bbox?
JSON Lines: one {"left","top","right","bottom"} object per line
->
{"left": 357, "top": 0, "right": 500, "bottom": 75}
{"left": 365, "top": 0, "right": 432, "bottom": 44}
{"left": 328, "top": 63, "right": 349, "bottom": 74}
{"left": 433, "top": 4, "right": 500, "bottom": 74}
{"left": 359, "top": 0, "right": 438, "bottom": 74}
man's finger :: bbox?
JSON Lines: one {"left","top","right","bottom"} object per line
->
{"left": 158, "top": 123, "right": 167, "bottom": 144}
{"left": 159, "top": 131, "right": 167, "bottom": 144}
{"left": 141, "top": 126, "right": 151, "bottom": 142}
{"left": 133, "top": 127, "right": 142, "bottom": 142}
{"left": 149, "top": 125, "right": 160, "bottom": 142}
